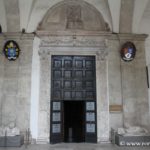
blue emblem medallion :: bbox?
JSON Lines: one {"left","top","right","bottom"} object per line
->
{"left": 121, "top": 42, "right": 136, "bottom": 62}
{"left": 3, "top": 40, "right": 20, "bottom": 61}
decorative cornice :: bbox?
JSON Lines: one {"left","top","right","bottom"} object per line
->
{"left": 37, "top": 30, "right": 111, "bottom": 36}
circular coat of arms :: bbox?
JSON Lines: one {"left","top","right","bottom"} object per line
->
{"left": 121, "top": 41, "right": 136, "bottom": 62}
{"left": 3, "top": 40, "right": 20, "bottom": 61}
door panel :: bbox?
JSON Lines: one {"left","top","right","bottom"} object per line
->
{"left": 51, "top": 56, "right": 97, "bottom": 143}
{"left": 85, "top": 101, "right": 97, "bottom": 143}
{"left": 50, "top": 101, "right": 64, "bottom": 144}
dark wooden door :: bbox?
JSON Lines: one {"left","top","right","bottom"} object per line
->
{"left": 50, "top": 56, "right": 97, "bottom": 143}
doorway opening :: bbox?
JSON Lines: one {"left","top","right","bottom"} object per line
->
{"left": 50, "top": 56, "right": 97, "bottom": 144}
{"left": 64, "top": 101, "right": 85, "bottom": 143}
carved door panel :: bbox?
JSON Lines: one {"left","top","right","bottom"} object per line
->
{"left": 85, "top": 101, "right": 97, "bottom": 143}
{"left": 50, "top": 101, "right": 64, "bottom": 144}
{"left": 51, "top": 56, "right": 96, "bottom": 143}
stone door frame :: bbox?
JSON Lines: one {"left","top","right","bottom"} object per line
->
{"left": 37, "top": 33, "right": 110, "bottom": 143}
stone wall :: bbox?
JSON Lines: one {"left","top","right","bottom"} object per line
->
{"left": 107, "top": 39, "right": 123, "bottom": 129}
{"left": 145, "top": 38, "right": 150, "bottom": 116}
{"left": 108, "top": 34, "right": 150, "bottom": 130}
{"left": 0, "top": 32, "right": 149, "bottom": 143}
{"left": 0, "top": 33, "right": 34, "bottom": 132}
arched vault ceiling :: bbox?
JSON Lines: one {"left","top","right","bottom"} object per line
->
{"left": 84, "top": 0, "right": 112, "bottom": 31}
{"left": 119, "top": 0, "right": 134, "bottom": 33}
{"left": 0, "top": 0, "right": 7, "bottom": 32}
{"left": 19, "top": 0, "right": 36, "bottom": 31}
{"left": 26, "top": 0, "right": 63, "bottom": 32}
{"left": 26, "top": 0, "right": 113, "bottom": 32}
{"left": 139, "top": 0, "right": 150, "bottom": 34}
{"left": 132, "top": 0, "right": 149, "bottom": 33}
{"left": 108, "top": 0, "right": 121, "bottom": 33}
{"left": 4, "top": 0, "right": 20, "bottom": 32}
{"left": 1, "top": 0, "right": 150, "bottom": 34}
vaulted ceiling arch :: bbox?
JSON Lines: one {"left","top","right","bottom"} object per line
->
{"left": 0, "top": 0, "right": 7, "bottom": 32}
{"left": 26, "top": 0, "right": 113, "bottom": 32}
{"left": 0, "top": 0, "right": 150, "bottom": 34}
{"left": 38, "top": 0, "right": 110, "bottom": 32}
{"left": 108, "top": 0, "right": 121, "bottom": 33}
{"left": 132, "top": 0, "right": 149, "bottom": 33}
{"left": 139, "top": 0, "right": 150, "bottom": 34}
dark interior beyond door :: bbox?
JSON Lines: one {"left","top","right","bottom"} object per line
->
{"left": 64, "top": 101, "right": 84, "bottom": 142}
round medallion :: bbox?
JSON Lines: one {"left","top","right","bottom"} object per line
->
{"left": 3, "top": 40, "right": 20, "bottom": 61}
{"left": 121, "top": 41, "right": 136, "bottom": 62}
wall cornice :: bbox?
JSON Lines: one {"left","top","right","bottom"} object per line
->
{"left": 1, "top": 33, "right": 34, "bottom": 40}
{"left": 109, "top": 33, "right": 148, "bottom": 41}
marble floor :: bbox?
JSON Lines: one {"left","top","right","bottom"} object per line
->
{"left": 0, "top": 143, "right": 150, "bottom": 150}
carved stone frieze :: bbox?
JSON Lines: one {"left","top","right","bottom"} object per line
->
{"left": 40, "top": 35, "right": 107, "bottom": 48}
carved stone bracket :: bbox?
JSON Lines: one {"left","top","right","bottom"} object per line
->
{"left": 96, "top": 49, "right": 108, "bottom": 61}
{"left": 38, "top": 49, "right": 50, "bottom": 60}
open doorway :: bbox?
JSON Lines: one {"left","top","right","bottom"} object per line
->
{"left": 64, "top": 101, "right": 85, "bottom": 143}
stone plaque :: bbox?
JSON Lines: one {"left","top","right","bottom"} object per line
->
{"left": 86, "top": 112, "right": 95, "bottom": 121}
{"left": 52, "top": 124, "right": 61, "bottom": 133}
{"left": 52, "top": 113, "right": 61, "bottom": 122}
{"left": 86, "top": 102, "right": 95, "bottom": 111}
{"left": 66, "top": 5, "right": 83, "bottom": 29}
{"left": 86, "top": 123, "right": 95, "bottom": 133}
{"left": 53, "top": 102, "right": 61, "bottom": 110}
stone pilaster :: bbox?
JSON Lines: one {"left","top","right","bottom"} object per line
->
{"left": 117, "top": 34, "right": 149, "bottom": 129}
{"left": 37, "top": 52, "right": 51, "bottom": 143}
{"left": 96, "top": 50, "right": 109, "bottom": 142}
{"left": 0, "top": 35, "right": 4, "bottom": 126}
{"left": 0, "top": 33, "right": 34, "bottom": 132}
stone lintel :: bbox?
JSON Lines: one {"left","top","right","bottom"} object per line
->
{"left": 37, "top": 30, "right": 112, "bottom": 37}
{"left": 39, "top": 35, "right": 109, "bottom": 49}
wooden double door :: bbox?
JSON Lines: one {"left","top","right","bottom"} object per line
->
{"left": 50, "top": 56, "right": 97, "bottom": 144}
